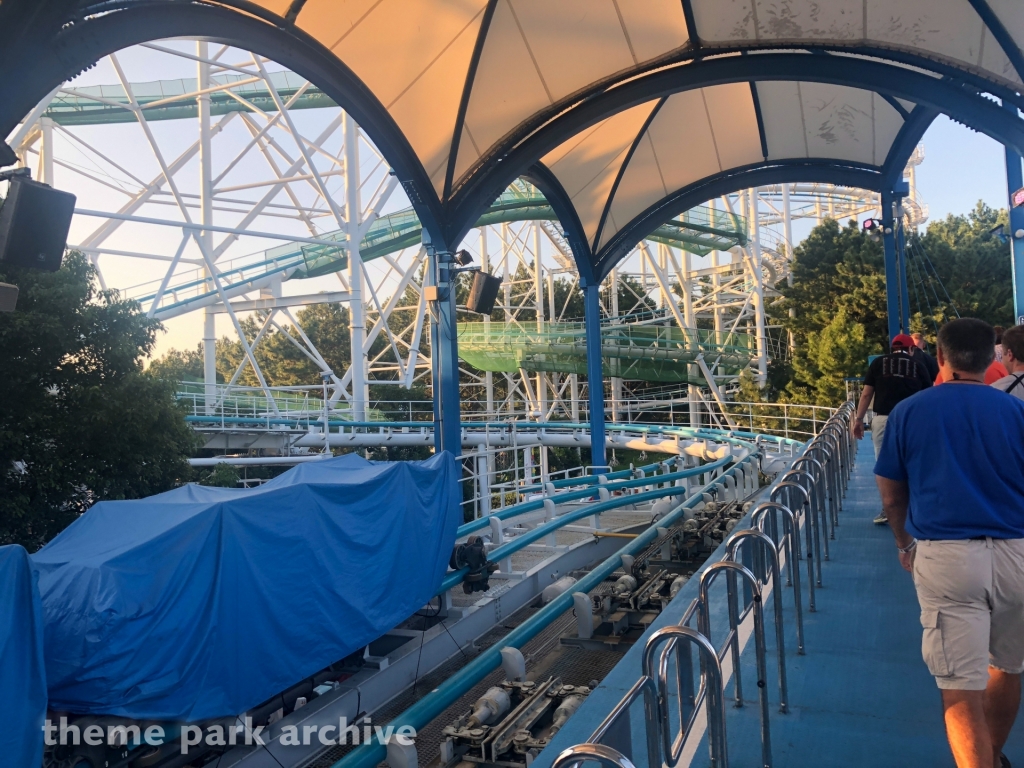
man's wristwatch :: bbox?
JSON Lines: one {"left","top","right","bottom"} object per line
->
{"left": 897, "top": 538, "right": 918, "bottom": 554}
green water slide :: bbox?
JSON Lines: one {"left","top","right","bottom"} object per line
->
{"left": 458, "top": 321, "right": 756, "bottom": 384}
{"left": 54, "top": 75, "right": 755, "bottom": 379}
{"left": 289, "top": 181, "right": 747, "bottom": 279}
{"left": 45, "top": 71, "right": 335, "bottom": 125}
{"left": 135, "top": 180, "right": 746, "bottom": 316}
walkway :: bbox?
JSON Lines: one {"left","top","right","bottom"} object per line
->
{"left": 544, "top": 437, "right": 1024, "bottom": 767}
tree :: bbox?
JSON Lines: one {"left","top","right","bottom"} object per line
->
{"left": 769, "top": 207, "right": 1014, "bottom": 406}
{"left": 910, "top": 202, "right": 1013, "bottom": 337}
{"left": 0, "top": 253, "right": 198, "bottom": 549}
{"left": 147, "top": 342, "right": 206, "bottom": 382}
{"left": 199, "top": 462, "right": 240, "bottom": 488}
{"left": 789, "top": 307, "right": 876, "bottom": 405}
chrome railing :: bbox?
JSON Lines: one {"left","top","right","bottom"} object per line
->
{"left": 555, "top": 402, "right": 856, "bottom": 768}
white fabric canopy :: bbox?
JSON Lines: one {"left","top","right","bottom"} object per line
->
{"left": 237, "top": 0, "right": 1015, "bottom": 262}
{"left": 250, "top": 0, "right": 1021, "bottom": 207}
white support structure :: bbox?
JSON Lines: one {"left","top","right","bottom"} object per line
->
{"left": 197, "top": 41, "right": 218, "bottom": 414}
{"left": 6, "top": 38, "right": 928, "bottom": 447}
{"left": 345, "top": 111, "right": 368, "bottom": 421}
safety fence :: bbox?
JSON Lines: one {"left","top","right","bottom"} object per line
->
{"left": 449, "top": 415, "right": 829, "bottom": 521}
{"left": 550, "top": 402, "right": 856, "bottom": 768}
{"left": 329, "top": 428, "right": 775, "bottom": 768}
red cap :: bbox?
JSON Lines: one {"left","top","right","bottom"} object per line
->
{"left": 891, "top": 334, "right": 915, "bottom": 349}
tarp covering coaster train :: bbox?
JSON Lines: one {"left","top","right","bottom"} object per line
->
{"left": 31, "top": 453, "right": 461, "bottom": 722}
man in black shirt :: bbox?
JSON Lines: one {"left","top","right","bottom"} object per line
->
{"left": 911, "top": 332, "right": 940, "bottom": 382}
{"left": 852, "top": 333, "right": 933, "bottom": 523}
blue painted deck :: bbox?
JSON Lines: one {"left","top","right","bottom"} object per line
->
{"left": 543, "top": 438, "right": 1024, "bottom": 767}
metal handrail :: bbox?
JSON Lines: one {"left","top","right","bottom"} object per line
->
{"left": 557, "top": 406, "right": 859, "bottom": 768}
{"left": 643, "top": 625, "right": 728, "bottom": 768}
{"left": 552, "top": 743, "right": 637, "bottom": 768}
{"left": 792, "top": 454, "right": 832, "bottom": 539}
{"left": 750, "top": 502, "right": 805, "bottom": 654}
{"left": 698, "top": 561, "right": 772, "bottom": 768}
{"left": 782, "top": 468, "right": 829, "bottom": 562}
{"left": 771, "top": 480, "right": 818, "bottom": 607}
{"left": 725, "top": 528, "right": 789, "bottom": 713}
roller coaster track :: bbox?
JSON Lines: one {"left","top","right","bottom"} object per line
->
{"left": 44, "top": 74, "right": 748, "bottom": 320}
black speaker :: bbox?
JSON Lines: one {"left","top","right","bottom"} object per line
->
{"left": 466, "top": 270, "right": 501, "bottom": 315}
{"left": 0, "top": 282, "right": 17, "bottom": 312}
{"left": 0, "top": 177, "right": 77, "bottom": 272}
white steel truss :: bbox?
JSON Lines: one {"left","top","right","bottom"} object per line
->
{"left": 5, "top": 39, "right": 924, "bottom": 434}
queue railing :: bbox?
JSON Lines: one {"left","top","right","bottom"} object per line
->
{"left": 552, "top": 402, "right": 856, "bottom": 768}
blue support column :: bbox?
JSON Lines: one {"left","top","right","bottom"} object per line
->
{"left": 896, "top": 205, "right": 911, "bottom": 332}
{"left": 1005, "top": 100, "right": 1024, "bottom": 326}
{"left": 429, "top": 248, "right": 462, "bottom": 455}
{"left": 881, "top": 190, "right": 901, "bottom": 341}
{"left": 583, "top": 281, "right": 607, "bottom": 470}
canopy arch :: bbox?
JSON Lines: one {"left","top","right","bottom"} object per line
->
{"left": 1, "top": 1, "right": 1022, "bottom": 253}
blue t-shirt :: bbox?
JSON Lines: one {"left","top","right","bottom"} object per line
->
{"left": 874, "top": 383, "right": 1024, "bottom": 539}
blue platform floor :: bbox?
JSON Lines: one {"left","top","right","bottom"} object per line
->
{"left": 543, "top": 438, "right": 1024, "bottom": 767}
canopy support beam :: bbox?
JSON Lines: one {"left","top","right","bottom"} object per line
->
{"left": 881, "top": 188, "right": 910, "bottom": 339}
{"left": 1005, "top": 100, "right": 1024, "bottom": 326}
{"left": 428, "top": 247, "right": 462, "bottom": 456}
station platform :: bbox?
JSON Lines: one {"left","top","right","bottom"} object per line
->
{"left": 544, "top": 438, "right": 1024, "bottom": 767}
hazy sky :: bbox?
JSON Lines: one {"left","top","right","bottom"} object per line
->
{"left": 16, "top": 43, "right": 1016, "bottom": 362}
{"left": 139, "top": 114, "right": 1023, "bottom": 362}
{"left": 915, "top": 115, "right": 1009, "bottom": 222}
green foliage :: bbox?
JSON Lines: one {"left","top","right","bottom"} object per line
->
{"left": 198, "top": 462, "right": 240, "bottom": 488}
{"left": 0, "top": 253, "right": 198, "bottom": 549}
{"left": 147, "top": 342, "right": 208, "bottom": 382}
{"left": 769, "top": 205, "right": 1013, "bottom": 406}
{"left": 790, "top": 307, "right": 876, "bottom": 405}
{"left": 909, "top": 202, "right": 1013, "bottom": 339}
{"left": 150, "top": 289, "right": 433, "bottom": 406}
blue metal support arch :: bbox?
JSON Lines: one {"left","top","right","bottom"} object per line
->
{"left": 881, "top": 190, "right": 902, "bottom": 341}
{"left": 592, "top": 98, "right": 667, "bottom": 254}
{"left": 592, "top": 160, "right": 887, "bottom": 282}
{"left": 749, "top": 82, "right": 770, "bottom": 160}
{"left": 882, "top": 107, "right": 941, "bottom": 188}
{"left": 446, "top": 53, "right": 1024, "bottom": 247}
{"left": 679, "top": 0, "right": 701, "bottom": 51}
{"left": 0, "top": 0, "right": 463, "bottom": 455}
{"left": 964, "top": 0, "right": 1024, "bottom": 83}
{"left": 441, "top": 0, "right": 499, "bottom": 203}
{"left": 0, "top": 0, "right": 451, "bottom": 246}
{"left": 1005, "top": 100, "right": 1024, "bottom": 326}
{"left": 520, "top": 163, "right": 606, "bottom": 465}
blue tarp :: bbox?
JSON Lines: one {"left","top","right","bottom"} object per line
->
{"left": 0, "top": 544, "right": 47, "bottom": 768}
{"left": 32, "top": 452, "right": 460, "bottom": 721}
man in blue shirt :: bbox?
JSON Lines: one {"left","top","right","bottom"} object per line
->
{"left": 876, "top": 318, "right": 1024, "bottom": 768}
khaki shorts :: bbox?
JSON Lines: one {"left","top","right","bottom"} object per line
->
{"left": 913, "top": 538, "right": 1024, "bottom": 690}
{"left": 870, "top": 413, "right": 887, "bottom": 459}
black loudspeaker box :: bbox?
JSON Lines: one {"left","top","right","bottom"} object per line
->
{"left": 467, "top": 270, "right": 501, "bottom": 315}
{"left": 0, "top": 177, "right": 77, "bottom": 272}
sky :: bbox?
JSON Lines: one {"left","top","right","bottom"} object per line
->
{"left": 914, "top": 115, "right": 1009, "bottom": 223}
{"left": 7, "top": 43, "right": 1016, "bottom": 364}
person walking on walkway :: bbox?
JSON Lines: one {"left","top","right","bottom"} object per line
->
{"left": 912, "top": 332, "right": 940, "bottom": 381}
{"left": 992, "top": 325, "right": 1024, "bottom": 401}
{"left": 852, "top": 333, "right": 932, "bottom": 524}
{"left": 875, "top": 318, "right": 1024, "bottom": 768}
